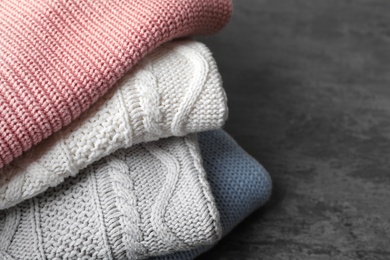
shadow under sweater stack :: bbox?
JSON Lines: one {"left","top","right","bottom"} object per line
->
{"left": 0, "top": 1, "right": 272, "bottom": 259}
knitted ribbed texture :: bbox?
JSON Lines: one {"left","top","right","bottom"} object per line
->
{"left": 154, "top": 130, "right": 272, "bottom": 260}
{"left": 0, "top": 0, "right": 232, "bottom": 168}
{"left": 0, "top": 134, "right": 221, "bottom": 259}
{"left": 0, "top": 40, "right": 228, "bottom": 209}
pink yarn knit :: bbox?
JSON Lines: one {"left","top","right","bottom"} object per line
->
{"left": 0, "top": 0, "right": 232, "bottom": 168}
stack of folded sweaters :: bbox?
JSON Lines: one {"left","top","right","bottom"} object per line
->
{"left": 0, "top": 1, "right": 272, "bottom": 259}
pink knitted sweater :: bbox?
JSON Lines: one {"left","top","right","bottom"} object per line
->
{"left": 0, "top": 0, "right": 232, "bottom": 168}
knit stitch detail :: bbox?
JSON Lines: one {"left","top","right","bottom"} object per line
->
{"left": 31, "top": 199, "right": 45, "bottom": 259}
{"left": 103, "top": 157, "right": 145, "bottom": 259}
{"left": 0, "top": 40, "right": 228, "bottom": 209}
{"left": 136, "top": 63, "right": 164, "bottom": 138}
{"left": 88, "top": 166, "right": 114, "bottom": 260}
{"left": 143, "top": 142, "right": 186, "bottom": 249}
{"left": 170, "top": 45, "right": 210, "bottom": 136}
{"left": 184, "top": 135, "right": 222, "bottom": 242}
{"left": 0, "top": 0, "right": 232, "bottom": 168}
{"left": 6, "top": 202, "right": 42, "bottom": 259}
{"left": 0, "top": 208, "right": 20, "bottom": 252}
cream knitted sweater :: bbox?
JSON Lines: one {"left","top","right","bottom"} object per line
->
{"left": 0, "top": 135, "right": 221, "bottom": 259}
{"left": 0, "top": 40, "right": 227, "bottom": 209}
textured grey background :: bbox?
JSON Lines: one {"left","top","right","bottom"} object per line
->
{"left": 198, "top": 0, "right": 390, "bottom": 259}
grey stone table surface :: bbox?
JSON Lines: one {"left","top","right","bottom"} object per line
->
{"left": 197, "top": 0, "right": 390, "bottom": 259}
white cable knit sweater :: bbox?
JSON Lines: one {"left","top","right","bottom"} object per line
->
{"left": 0, "top": 40, "right": 227, "bottom": 209}
{"left": 0, "top": 135, "right": 221, "bottom": 259}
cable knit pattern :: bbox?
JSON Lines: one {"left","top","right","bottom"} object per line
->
{"left": 0, "top": 0, "right": 232, "bottom": 168}
{"left": 0, "top": 40, "right": 228, "bottom": 209}
{"left": 0, "top": 134, "right": 221, "bottom": 259}
{"left": 154, "top": 130, "right": 272, "bottom": 260}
